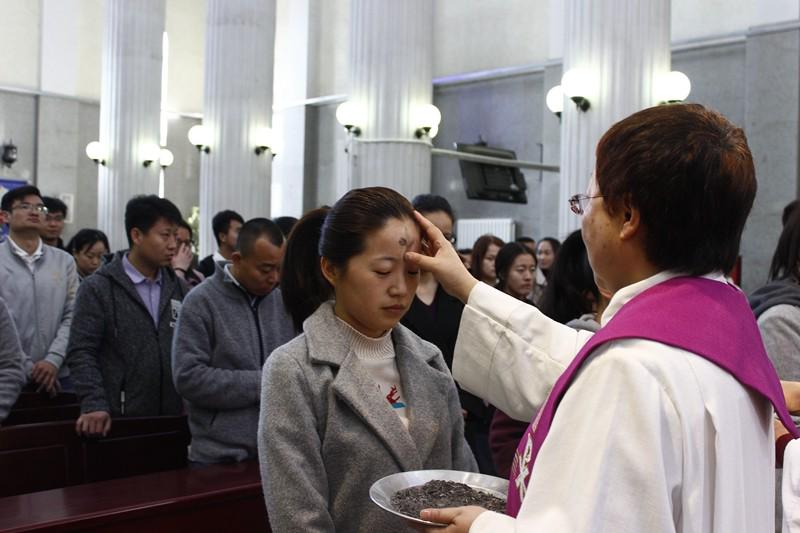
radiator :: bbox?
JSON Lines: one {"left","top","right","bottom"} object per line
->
{"left": 455, "top": 218, "right": 515, "bottom": 249}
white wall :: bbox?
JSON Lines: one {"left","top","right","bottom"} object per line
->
{"left": 433, "top": 0, "right": 551, "bottom": 77}
{"left": 0, "top": 1, "right": 41, "bottom": 89}
{"left": 165, "top": 0, "right": 205, "bottom": 115}
{"left": 309, "top": 0, "right": 350, "bottom": 97}
{"left": 40, "top": 0, "right": 103, "bottom": 99}
{"left": 671, "top": 0, "right": 799, "bottom": 42}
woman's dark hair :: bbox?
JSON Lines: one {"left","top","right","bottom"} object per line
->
{"left": 469, "top": 234, "right": 504, "bottom": 282}
{"left": 411, "top": 194, "right": 455, "bottom": 223}
{"left": 495, "top": 242, "right": 535, "bottom": 294}
{"left": 595, "top": 103, "right": 756, "bottom": 275}
{"left": 66, "top": 229, "right": 110, "bottom": 256}
{"left": 280, "top": 208, "right": 331, "bottom": 332}
{"left": 769, "top": 207, "right": 800, "bottom": 281}
{"left": 280, "top": 187, "right": 416, "bottom": 331}
{"left": 538, "top": 230, "right": 600, "bottom": 324}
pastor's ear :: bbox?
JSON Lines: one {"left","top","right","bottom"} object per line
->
{"left": 320, "top": 256, "right": 337, "bottom": 287}
{"left": 619, "top": 196, "right": 641, "bottom": 242}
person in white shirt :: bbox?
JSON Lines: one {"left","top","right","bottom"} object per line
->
{"left": 407, "top": 103, "right": 796, "bottom": 533}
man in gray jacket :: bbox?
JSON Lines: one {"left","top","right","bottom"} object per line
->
{"left": 0, "top": 296, "right": 25, "bottom": 424}
{"left": 0, "top": 185, "right": 78, "bottom": 394}
{"left": 172, "top": 218, "right": 295, "bottom": 464}
{"left": 67, "top": 195, "right": 188, "bottom": 436}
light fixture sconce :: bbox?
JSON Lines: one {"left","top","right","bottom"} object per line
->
{"left": 561, "top": 69, "right": 591, "bottom": 112}
{"left": 85, "top": 141, "right": 107, "bottom": 165}
{"left": 142, "top": 144, "right": 161, "bottom": 167}
{"left": 546, "top": 85, "right": 564, "bottom": 119}
{"left": 413, "top": 104, "right": 442, "bottom": 139}
{"left": 159, "top": 148, "right": 174, "bottom": 168}
{"left": 187, "top": 124, "right": 211, "bottom": 153}
{"left": 254, "top": 127, "right": 274, "bottom": 156}
{"left": 658, "top": 71, "right": 691, "bottom": 104}
{"left": 336, "top": 101, "right": 363, "bottom": 136}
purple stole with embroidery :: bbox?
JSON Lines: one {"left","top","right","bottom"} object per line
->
{"left": 506, "top": 276, "right": 800, "bottom": 517}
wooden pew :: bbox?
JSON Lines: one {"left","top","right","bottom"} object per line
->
{"left": 0, "top": 416, "right": 190, "bottom": 497}
{"left": 0, "top": 461, "right": 270, "bottom": 532}
{"left": 4, "top": 391, "right": 81, "bottom": 426}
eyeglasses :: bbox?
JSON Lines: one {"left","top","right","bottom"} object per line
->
{"left": 568, "top": 194, "right": 603, "bottom": 215}
{"left": 12, "top": 203, "right": 48, "bottom": 214}
{"left": 442, "top": 233, "right": 457, "bottom": 245}
{"left": 45, "top": 213, "right": 64, "bottom": 222}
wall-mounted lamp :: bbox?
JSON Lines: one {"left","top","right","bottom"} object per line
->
{"left": 85, "top": 141, "right": 107, "bottom": 165}
{"left": 336, "top": 101, "right": 363, "bottom": 136}
{"left": 159, "top": 148, "right": 174, "bottom": 168}
{"left": 561, "top": 69, "right": 591, "bottom": 112}
{"left": 254, "top": 127, "right": 274, "bottom": 156}
{"left": 1, "top": 141, "right": 18, "bottom": 168}
{"left": 187, "top": 124, "right": 211, "bottom": 153}
{"left": 658, "top": 71, "right": 691, "bottom": 104}
{"left": 413, "top": 104, "right": 442, "bottom": 139}
{"left": 142, "top": 144, "right": 161, "bottom": 167}
{"left": 546, "top": 85, "right": 564, "bottom": 119}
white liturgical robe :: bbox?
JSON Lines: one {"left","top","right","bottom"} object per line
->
{"left": 453, "top": 272, "right": 775, "bottom": 533}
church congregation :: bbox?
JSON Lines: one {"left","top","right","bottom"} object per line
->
{"left": 3, "top": 1, "right": 800, "bottom": 532}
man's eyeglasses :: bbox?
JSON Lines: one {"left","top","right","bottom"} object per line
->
{"left": 443, "top": 233, "right": 457, "bottom": 245}
{"left": 45, "top": 213, "right": 64, "bottom": 222}
{"left": 12, "top": 203, "right": 48, "bottom": 214}
{"left": 568, "top": 194, "right": 603, "bottom": 215}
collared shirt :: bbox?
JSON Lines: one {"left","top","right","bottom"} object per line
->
{"left": 213, "top": 250, "right": 227, "bottom": 264}
{"left": 122, "top": 254, "right": 163, "bottom": 326}
{"left": 223, "top": 264, "right": 262, "bottom": 307}
{"left": 8, "top": 236, "right": 43, "bottom": 273}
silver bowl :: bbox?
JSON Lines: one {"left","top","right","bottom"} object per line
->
{"left": 369, "top": 469, "right": 508, "bottom": 527}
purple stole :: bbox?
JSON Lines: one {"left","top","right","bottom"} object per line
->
{"left": 506, "top": 276, "right": 800, "bottom": 517}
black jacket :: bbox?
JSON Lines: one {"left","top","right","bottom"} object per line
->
{"left": 67, "top": 252, "right": 188, "bottom": 416}
{"left": 401, "top": 285, "right": 493, "bottom": 423}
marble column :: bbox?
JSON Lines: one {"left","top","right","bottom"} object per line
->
{"left": 97, "top": 0, "right": 165, "bottom": 252}
{"left": 558, "top": 0, "right": 671, "bottom": 237}
{"left": 199, "top": 0, "right": 276, "bottom": 257}
{"left": 344, "top": 0, "right": 434, "bottom": 200}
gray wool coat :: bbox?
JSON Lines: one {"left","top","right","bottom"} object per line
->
{"left": 258, "top": 302, "right": 477, "bottom": 533}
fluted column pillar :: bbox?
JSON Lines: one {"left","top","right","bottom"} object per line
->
{"left": 97, "top": 0, "right": 165, "bottom": 252}
{"left": 199, "top": 0, "right": 276, "bottom": 257}
{"left": 345, "top": 0, "right": 434, "bottom": 200}
{"left": 558, "top": 0, "right": 671, "bottom": 236}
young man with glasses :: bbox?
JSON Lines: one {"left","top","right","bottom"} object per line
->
{"left": 0, "top": 185, "right": 79, "bottom": 394}
{"left": 172, "top": 218, "right": 294, "bottom": 464}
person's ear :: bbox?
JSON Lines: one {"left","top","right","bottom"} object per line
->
{"left": 130, "top": 228, "right": 143, "bottom": 247}
{"left": 320, "top": 256, "right": 338, "bottom": 287}
{"left": 619, "top": 197, "right": 641, "bottom": 241}
{"left": 231, "top": 250, "right": 243, "bottom": 265}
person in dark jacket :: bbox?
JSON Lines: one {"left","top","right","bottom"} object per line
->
{"left": 197, "top": 210, "right": 244, "bottom": 277}
{"left": 401, "top": 194, "right": 497, "bottom": 475}
{"left": 67, "top": 195, "right": 188, "bottom": 437}
{"left": 172, "top": 218, "right": 295, "bottom": 464}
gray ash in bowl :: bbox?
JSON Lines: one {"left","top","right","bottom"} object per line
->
{"left": 390, "top": 480, "right": 506, "bottom": 518}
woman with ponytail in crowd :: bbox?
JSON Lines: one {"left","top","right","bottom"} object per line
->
{"left": 257, "top": 187, "right": 476, "bottom": 532}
